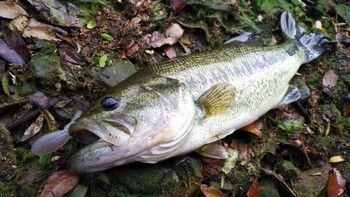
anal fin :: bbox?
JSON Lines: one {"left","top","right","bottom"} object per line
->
{"left": 278, "top": 86, "right": 301, "bottom": 106}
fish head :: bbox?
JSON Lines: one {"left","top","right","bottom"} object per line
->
{"left": 68, "top": 75, "right": 196, "bottom": 172}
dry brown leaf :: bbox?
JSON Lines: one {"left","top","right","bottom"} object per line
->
{"left": 323, "top": 70, "right": 338, "bottom": 89}
{"left": 327, "top": 169, "right": 346, "bottom": 197}
{"left": 22, "top": 19, "right": 61, "bottom": 41}
{"left": 247, "top": 179, "right": 260, "bottom": 197}
{"left": 0, "top": 2, "right": 28, "bottom": 19}
{"left": 9, "top": 15, "right": 29, "bottom": 32}
{"left": 164, "top": 46, "right": 177, "bottom": 59}
{"left": 171, "top": 0, "right": 186, "bottom": 12}
{"left": 41, "top": 170, "right": 79, "bottom": 197}
{"left": 21, "top": 113, "right": 44, "bottom": 142}
{"left": 240, "top": 121, "right": 263, "bottom": 138}
{"left": 230, "top": 139, "right": 254, "bottom": 164}
{"left": 200, "top": 184, "right": 227, "bottom": 197}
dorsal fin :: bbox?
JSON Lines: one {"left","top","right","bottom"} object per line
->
{"left": 196, "top": 83, "right": 235, "bottom": 118}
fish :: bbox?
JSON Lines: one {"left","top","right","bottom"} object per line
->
{"left": 31, "top": 12, "right": 329, "bottom": 173}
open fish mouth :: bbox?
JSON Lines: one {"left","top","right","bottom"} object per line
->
{"left": 69, "top": 114, "right": 137, "bottom": 146}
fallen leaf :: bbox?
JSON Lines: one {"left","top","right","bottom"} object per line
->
{"left": 100, "top": 33, "right": 114, "bottom": 41}
{"left": 247, "top": 179, "right": 260, "bottom": 197}
{"left": 21, "top": 113, "right": 44, "bottom": 141}
{"left": 221, "top": 148, "right": 238, "bottom": 174}
{"left": 22, "top": 19, "right": 61, "bottom": 41}
{"left": 170, "top": 0, "right": 186, "bottom": 12}
{"left": 86, "top": 20, "right": 96, "bottom": 29}
{"left": 1, "top": 72, "right": 11, "bottom": 97}
{"left": 240, "top": 121, "right": 263, "bottom": 138}
{"left": 165, "top": 23, "right": 184, "bottom": 45}
{"left": 164, "top": 46, "right": 177, "bottom": 59}
{"left": 327, "top": 169, "right": 346, "bottom": 197}
{"left": 323, "top": 70, "right": 338, "bottom": 90}
{"left": 329, "top": 156, "right": 345, "bottom": 163}
{"left": 0, "top": 2, "right": 28, "bottom": 19}
{"left": 9, "top": 15, "right": 30, "bottom": 32}
{"left": 200, "top": 184, "right": 227, "bottom": 197}
{"left": 121, "top": 42, "right": 140, "bottom": 58}
{"left": 99, "top": 55, "right": 108, "bottom": 68}
{"left": 0, "top": 39, "right": 26, "bottom": 66}
{"left": 230, "top": 139, "right": 254, "bottom": 164}
{"left": 145, "top": 23, "right": 184, "bottom": 48}
{"left": 41, "top": 170, "right": 79, "bottom": 197}
{"left": 3, "top": 28, "right": 31, "bottom": 66}
{"left": 58, "top": 48, "right": 81, "bottom": 65}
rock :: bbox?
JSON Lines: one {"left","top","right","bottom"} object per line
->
{"left": 30, "top": 53, "right": 63, "bottom": 80}
{"left": 98, "top": 60, "right": 137, "bottom": 87}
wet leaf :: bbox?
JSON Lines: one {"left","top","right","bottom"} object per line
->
{"left": 21, "top": 113, "right": 44, "bottom": 142}
{"left": 41, "top": 170, "right": 79, "bottom": 197}
{"left": 323, "top": 70, "right": 338, "bottom": 90}
{"left": 221, "top": 148, "right": 238, "bottom": 174}
{"left": 247, "top": 179, "right": 260, "bottom": 197}
{"left": 240, "top": 121, "right": 263, "bottom": 138}
{"left": 99, "top": 55, "right": 108, "bottom": 68}
{"left": 58, "top": 48, "right": 81, "bottom": 65}
{"left": 0, "top": 39, "right": 26, "bottom": 66}
{"left": 100, "top": 33, "right": 114, "bottom": 41}
{"left": 170, "top": 0, "right": 186, "bottom": 12}
{"left": 0, "top": 2, "right": 28, "bottom": 19}
{"left": 329, "top": 156, "right": 345, "bottom": 163}
{"left": 3, "top": 28, "right": 31, "bottom": 66}
{"left": 200, "top": 184, "right": 227, "bottom": 197}
{"left": 327, "top": 169, "right": 346, "bottom": 197}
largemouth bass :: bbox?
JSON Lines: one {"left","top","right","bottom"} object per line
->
{"left": 31, "top": 12, "right": 329, "bottom": 172}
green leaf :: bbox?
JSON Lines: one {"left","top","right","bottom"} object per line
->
{"left": 100, "top": 33, "right": 114, "bottom": 41}
{"left": 99, "top": 55, "right": 108, "bottom": 68}
{"left": 336, "top": 4, "right": 350, "bottom": 25}
{"left": 87, "top": 20, "right": 96, "bottom": 29}
{"left": 2, "top": 72, "right": 10, "bottom": 97}
{"left": 277, "top": 120, "right": 304, "bottom": 132}
{"left": 222, "top": 148, "right": 239, "bottom": 174}
{"left": 149, "top": 15, "right": 165, "bottom": 23}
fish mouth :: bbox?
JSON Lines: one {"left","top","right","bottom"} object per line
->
{"left": 69, "top": 115, "right": 137, "bottom": 146}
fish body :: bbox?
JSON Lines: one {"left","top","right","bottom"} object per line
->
{"left": 31, "top": 12, "right": 329, "bottom": 172}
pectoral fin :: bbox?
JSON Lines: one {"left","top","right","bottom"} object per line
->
{"left": 196, "top": 83, "right": 235, "bottom": 118}
{"left": 278, "top": 86, "right": 301, "bottom": 106}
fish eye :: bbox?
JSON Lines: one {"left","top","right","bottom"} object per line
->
{"left": 101, "top": 97, "right": 120, "bottom": 110}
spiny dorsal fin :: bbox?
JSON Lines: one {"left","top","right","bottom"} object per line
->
{"left": 196, "top": 83, "right": 235, "bottom": 118}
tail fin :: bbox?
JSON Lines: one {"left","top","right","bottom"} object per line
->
{"left": 280, "top": 11, "right": 330, "bottom": 62}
